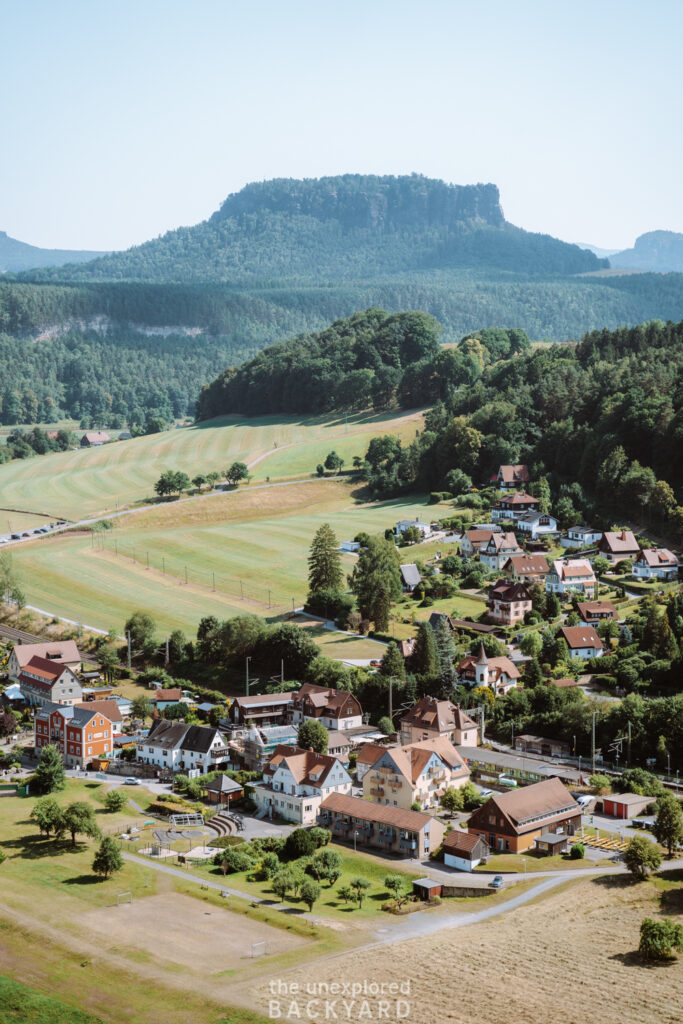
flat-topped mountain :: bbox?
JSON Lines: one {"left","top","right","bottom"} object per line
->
{"left": 23, "top": 174, "right": 605, "bottom": 283}
{"left": 610, "top": 230, "right": 683, "bottom": 272}
{"left": 0, "top": 230, "right": 107, "bottom": 273}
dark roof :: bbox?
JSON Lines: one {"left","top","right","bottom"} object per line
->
{"left": 180, "top": 725, "right": 224, "bottom": 754}
{"left": 205, "top": 774, "right": 243, "bottom": 794}
{"left": 144, "top": 719, "right": 188, "bottom": 748}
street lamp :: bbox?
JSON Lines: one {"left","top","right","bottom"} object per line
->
{"left": 354, "top": 829, "right": 358, "bottom": 853}
{"left": 245, "top": 657, "right": 252, "bottom": 695}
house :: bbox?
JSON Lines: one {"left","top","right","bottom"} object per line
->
{"left": 546, "top": 558, "right": 597, "bottom": 599}
{"left": 456, "top": 644, "right": 520, "bottom": 695}
{"left": 632, "top": 548, "right": 679, "bottom": 581}
{"left": 34, "top": 702, "right": 113, "bottom": 768}
{"left": 228, "top": 692, "right": 294, "bottom": 728}
{"left": 490, "top": 493, "right": 539, "bottom": 522}
{"left": 496, "top": 464, "right": 530, "bottom": 491}
{"left": 80, "top": 431, "right": 110, "bottom": 447}
{"left": 19, "top": 657, "right": 83, "bottom": 708}
{"left": 503, "top": 554, "right": 549, "bottom": 584}
{"left": 514, "top": 511, "right": 559, "bottom": 539}
{"left": 467, "top": 777, "right": 581, "bottom": 853}
{"left": 364, "top": 737, "right": 469, "bottom": 811}
{"left": 443, "top": 830, "right": 490, "bottom": 871}
{"left": 398, "top": 638, "right": 416, "bottom": 660}
{"left": 252, "top": 746, "right": 352, "bottom": 825}
{"left": 577, "top": 601, "right": 618, "bottom": 624}
{"left": 240, "top": 724, "right": 299, "bottom": 771}
{"left": 395, "top": 519, "right": 432, "bottom": 540}
{"left": 603, "top": 793, "right": 653, "bottom": 819}
{"left": 400, "top": 563, "right": 422, "bottom": 592}
{"left": 326, "top": 729, "right": 353, "bottom": 763}
{"left": 136, "top": 720, "right": 229, "bottom": 773}
{"left": 599, "top": 529, "right": 639, "bottom": 564}
{"left": 486, "top": 579, "right": 532, "bottom": 626}
{"left": 400, "top": 696, "right": 479, "bottom": 747}
{"left": 291, "top": 683, "right": 363, "bottom": 731}
{"left": 427, "top": 612, "right": 456, "bottom": 633}
{"left": 355, "top": 742, "right": 389, "bottom": 781}
{"left": 204, "top": 774, "right": 243, "bottom": 805}
{"left": 562, "top": 525, "right": 602, "bottom": 549}
{"left": 318, "top": 792, "right": 444, "bottom": 858}
{"left": 150, "top": 688, "right": 187, "bottom": 711}
{"left": 75, "top": 699, "right": 123, "bottom": 733}
{"left": 341, "top": 540, "right": 360, "bottom": 553}
{"left": 514, "top": 735, "right": 571, "bottom": 758}
{"left": 479, "top": 531, "right": 523, "bottom": 571}
{"left": 560, "top": 625, "right": 604, "bottom": 660}
{"left": 1, "top": 682, "right": 25, "bottom": 709}
{"left": 461, "top": 529, "right": 496, "bottom": 557}
{"left": 8, "top": 640, "right": 81, "bottom": 683}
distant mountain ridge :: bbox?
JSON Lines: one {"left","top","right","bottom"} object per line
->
{"left": 0, "top": 230, "right": 107, "bottom": 273}
{"left": 610, "top": 230, "right": 683, "bottom": 272}
{"left": 23, "top": 174, "right": 605, "bottom": 283}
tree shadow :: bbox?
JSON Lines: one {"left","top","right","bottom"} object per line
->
{"left": 2, "top": 834, "right": 81, "bottom": 859}
{"left": 592, "top": 874, "right": 635, "bottom": 890}
{"left": 609, "top": 951, "right": 678, "bottom": 969}
{"left": 62, "top": 874, "right": 101, "bottom": 886}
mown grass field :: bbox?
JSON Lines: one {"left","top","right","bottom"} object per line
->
{"left": 0, "top": 409, "right": 424, "bottom": 521}
{"left": 10, "top": 481, "right": 455, "bottom": 636}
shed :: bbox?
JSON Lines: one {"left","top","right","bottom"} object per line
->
{"left": 443, "top": 830, "right": 490, "bottom": 871}
{"left": 412, "top": 877, "right": 442, "bottom": 899}
{"left": 603, "top": 793, "right": 653, "bottom": 820}
{"left": 204, "top": 774, "right": 243, "bottom": 805}
{"left": 534, "top": 831, "right": 569, "bottom": 855}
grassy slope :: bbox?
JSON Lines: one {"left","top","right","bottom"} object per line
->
{"left": 0, "top": 976, "right": 107, "bottom": 1024}
{"left": 10, "top": 482, "right": 455, "bottom": 635}
{"left": 0, "top": 409, "right": 423, "bottom": 521}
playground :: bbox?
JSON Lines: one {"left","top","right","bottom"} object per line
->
{"left": 80, "top": 892, "right": 310, "bottom": 971}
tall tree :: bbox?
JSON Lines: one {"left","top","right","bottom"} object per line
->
{"left": 411, "top": 622, "right": 439, "bottom": 677}
{"left": 652, "top": 793, "right": 683, "bottom": 856}
{"left": 62, "top": 802, "right": 101, "bottom": 847}
{"left": 349, "top": 536, "right": 402, "bottom": 628}
{"left": 92, "top": 837, "right": 124, "bottom": 880}
{"left": 308, "top": 524, "right": 344, "bottom": 593}
{"left": 34, "top": 744, "right": 66, "bottom": 794}
{"left": 297, "top": 719, "right": 329, "bottom": 754}
{"left": 380, "top": 641, "right": 406, "bottom": 681}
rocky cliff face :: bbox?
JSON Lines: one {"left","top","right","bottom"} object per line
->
{"left": 211, "top": 174, "right": 505, "bottom": 230}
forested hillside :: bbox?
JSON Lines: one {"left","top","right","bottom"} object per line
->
{"left": 357, "top": 318, "right": 683, "bottom": 537}
{"left": 0, "top": 229, "right": 106, "bottom": 272}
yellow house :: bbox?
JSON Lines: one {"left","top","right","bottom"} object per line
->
{"left": 363, "top": 737, "right": 470, "bottom": 811}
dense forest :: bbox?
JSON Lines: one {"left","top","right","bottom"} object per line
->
{"left": 357, "top": 317, "right": 683, "bottom": 537}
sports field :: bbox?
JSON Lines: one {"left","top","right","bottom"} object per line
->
{"left": 0, "top": 409, "right": 424, "bottom": 521}
{"left": 9, "top": 481, "right": 454, "bottom": 636}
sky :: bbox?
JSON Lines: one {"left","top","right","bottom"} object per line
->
{"left": 1, "top": 0, "right": 682, "bottom": 252}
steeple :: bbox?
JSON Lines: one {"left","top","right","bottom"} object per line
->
{"left": 476, "top": 642, "right": 488, "bottom": 665}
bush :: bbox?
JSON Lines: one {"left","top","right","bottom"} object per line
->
{"left": 639, "top": 917, "right": 683, "bottom": 961}
{"left": 284, "top": 828, "right": 318, "bottom": 861}
{"left": 213, "top": 847, "right": 255, "bottom": 873}
{"left": 570, "top": 843, "right": 585, "bottom": 859}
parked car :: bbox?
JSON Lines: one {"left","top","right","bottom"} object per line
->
{"left": 10, "top": 534, "right": 21, "bottom": 540}
{"left": 123, "top": 777, "right": 141, "bottom": 785}
{"left": 489, "top": 875, "right": 504, "bottom": 889}
{"left": 479, "top": 788, "right": 493, "bottom": 798}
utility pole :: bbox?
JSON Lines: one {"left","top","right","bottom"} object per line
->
{"left": 165, "top": 637, "right": 169, "bottom": 667}
{"left": 591, "top": 711, "right": 597, "bottom": 775}
{"left": 627, "top": 721, "right": 631, "bottom": 765}
{"left": 281, "top": 659, "right": 284, "bottom": 685}
{"left": 240, "top": 580, "right": 244, "bottom": 599}
{"left": 126, "top": 630, "right": 132, "bottom": 672}
{"left": 212, "top": 572, "right": 216, "bottom": 592}
{"left": 388, "top": 677, "right": 393, "bottom": 722}
{"left": 246, "top": 656, "right": 251, "bottom": 696}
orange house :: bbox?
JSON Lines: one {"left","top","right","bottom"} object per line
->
{"left": 34, "top": 703, "right": 113, "bottom": 768}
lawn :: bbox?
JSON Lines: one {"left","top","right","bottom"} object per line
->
{"left": 10, "top": 482, "right": 456, "bottom": 635}
{"left": 472, "top": 850, "right": 615, "bottom": 872}
{"left": 0, "top": 408, "right": 424, "bottom": 522}
{"left": 0, "top": 976, "right": 108, "bottom": 1024}
{"left": 192, "top": 842, "right": 420, "bottom": 920}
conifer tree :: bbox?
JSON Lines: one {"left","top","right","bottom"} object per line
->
{"left": 308, "top": 523, "right": 343, "bottom": 593}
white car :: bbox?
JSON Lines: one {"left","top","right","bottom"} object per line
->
{"left": 123, "top": 777, "right": 141, "bottom": 785}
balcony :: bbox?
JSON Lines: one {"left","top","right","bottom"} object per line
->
{"left": 400, "top": 839, "right": 417, "bottom": 851}
{"left": 369, "top": 786, "right": 385, "bottom": 796}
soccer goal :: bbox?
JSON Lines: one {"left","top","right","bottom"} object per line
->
{"left": 116, "top": 891, "right": 132, "bottom": 906}
{"left": 251, "top": 941, "right": 268, "bottom": 958}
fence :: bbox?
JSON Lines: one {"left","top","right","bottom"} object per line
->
{"left": 88, "top": 533, "right": 303, "bottom": 614}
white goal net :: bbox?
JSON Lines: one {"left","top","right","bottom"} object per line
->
{"left": 116, "top": 891, "right": 132, "bottom": 906}
{"left": 251, "top": 941, "right": 268, "bottom": 957}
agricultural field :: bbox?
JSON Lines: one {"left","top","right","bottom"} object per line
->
{"left": 249, "top": 874, "right": 683, "bottom": 1024}
{"left": 9, "top": 480, "right": 456, "bottom": 636}
{"left": 0, "top": 408, "right": 424, "bottom": 522}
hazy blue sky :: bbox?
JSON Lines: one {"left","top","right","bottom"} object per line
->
{"left": 2, "top": 0, "right": 681, "bottom": 251}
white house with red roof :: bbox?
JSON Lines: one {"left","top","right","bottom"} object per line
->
{"left": 8, "top": 640, "right": 81, "bottom": 683}
{"left": 495, "top": 464, "right": 530, "bottom": 491}
{"left": 456, "top": 644, "right": 520, "bottom": 695}
{"left": 252, "top": 745, "right": 352, "bottom": 824}
{"left": 546, "top": 558, "right": 597, "bottom": 599}
{"left": 491, "top": 492, "right": 540, "bottom": 522}
{"left": 19, "top": 656, "right": 83, "bottom": 708}
{"left": 632, "top": 548, "right": 679, "bottom": 581}
{"left": 598, "top": 529, "right": 640, "bottom": 564}
{"left": 560, "top": 625, "right": 604, "bottom": 660}
{"left": 479, "top": 531, "right": 523, "bottom": 571}
{"left": 291, "top": 683, "right": 363, "bottom": 731}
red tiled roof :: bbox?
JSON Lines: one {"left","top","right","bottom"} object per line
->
{"left": 320, "top": 792, "right": 437, "bottom": 832}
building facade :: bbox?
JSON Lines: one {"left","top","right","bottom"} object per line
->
{"left": 318, "top": 792, "right": 444, "bottom": 858}
{"left": 34, "top": 703, "right": 113, "bottom": 768}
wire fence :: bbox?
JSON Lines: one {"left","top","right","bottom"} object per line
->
{"left": 89, "top": 533, "right": 303, "bottom": 614}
